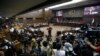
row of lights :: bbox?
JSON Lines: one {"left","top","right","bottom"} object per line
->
{"left": 45, "top": 0, "right": 86, "bottom": 10}
{"left": 17, "top": 0, "right": 86, "bottom": 17}
{"left": 0, "top": 16, "right": 9, "bottom": 19}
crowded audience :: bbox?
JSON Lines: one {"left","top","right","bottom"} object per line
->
{"left": 0, "top": 23, "right": 100, "bottom": 56}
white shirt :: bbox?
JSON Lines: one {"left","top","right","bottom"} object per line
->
{"left": 53, "top": 49, "right": 65, "bottom": 56}
{"left": 29, "top": 27, "right": 34, "bottom": 32}
{"left": 64, "top": 42, "right": 73, "bottom": 52}
{"left": 10, "top": 28, "right": 14, "bottom": 32}
{"left": 17, "top": 29, "right": 21, "bottom": 34}
{"left": 64, "top": 42, "right": 77, "bottom": 55}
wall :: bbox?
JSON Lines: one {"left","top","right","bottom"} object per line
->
{"left": 53, "top": 6, "right": 100, "bottom": 24}
{"left": 16, "top": 9, "right": 43, "bottom": 18}
{"left": 63, "top": 8, "right": 84, "bottom": 17}
{"left": 15, "top": 9, "right": 53, "bottom": 26}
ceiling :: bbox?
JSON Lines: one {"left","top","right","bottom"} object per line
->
{"left": 16, "top": 0, "right": 100, "bottom": 18}
{"left": 53, "top": 0, "right": 100, "bottom": 10}
{"left": 0, "top": 0, "right": 46, "bottom": 17}
{"left": 0, "top": 0, "right": 71, "bottom": 17}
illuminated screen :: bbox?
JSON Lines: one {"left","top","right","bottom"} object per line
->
{"left": 84, "top": 6, "right": 100, "bottom": 15}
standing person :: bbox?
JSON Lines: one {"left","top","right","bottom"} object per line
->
{"left": 47, "top": 27, "right": 52, "bottom": 37}
{"left": 40, "top": 41, "right": 53, "bottom": 56}
{"left": 40, "top": 41, "right": 48, "bottom": 56}
{"left": 53, "top": 43, "right": 65, "bottom": 56}
{"left": 64, "top": 35, "right": 77, "bottom": 56}
{"left": 85, "top": 38, "right": 100, "bottom": 52}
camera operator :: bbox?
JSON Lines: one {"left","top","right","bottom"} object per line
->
{"left": 84, "top": 38, "right": 100, "bottom": 56}
{"left": 85, "top": 38, "right": 100, "bottom": 52}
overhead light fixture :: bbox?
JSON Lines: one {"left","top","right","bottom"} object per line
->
{"left": 6, "top": 17, "right": 9, "bottom": 19}
{"left": 45, "top": 0, "right": 86, "bottom": 10}
{"left": 0, "top": 16, "right": 2, "bottom": 18}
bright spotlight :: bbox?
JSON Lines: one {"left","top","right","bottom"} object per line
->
{"left": 0, "top": 16, "right": 2, "bottom": 18}
{"left": 45, "top": 0, "right": 86, "bottom": 9}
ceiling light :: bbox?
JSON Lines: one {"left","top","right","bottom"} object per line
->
{"left": 0, "top": 16, "right": 2, "bottom": 18}
{"left": 45, "top": 0, "right": 86, "bottom": 9}
{"left": 6, "top": 17, "right": 9, "bottom": 19}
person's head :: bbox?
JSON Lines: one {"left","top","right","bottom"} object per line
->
{"left": 43, "top": 41, "right": 48, "bottom": 47}
{"left": 97, "top": 24, "right": 100, "bottom": 27}
{"left": 53, "top": 42, "right": 57, "bottom": 49}
{"left": 0, "top": 38, "right": 4, "bottom": 43}
{"left": 55, "top": 37, "right": 60, "bottom": 43}
{"left": 70, "top": 35, "right": 75, "bottom": 41}
{"left": 68, "top": 35, "right": 75, "bottom": 44}
{"left": 62, "top": 40, "right": 66, "bottom": 46}
{"left": 56, "top": 43, "right": 61, "bottom": 50}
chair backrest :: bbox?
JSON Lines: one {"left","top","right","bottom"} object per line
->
{"left": 40, "top": 51, "right": 47, "bottom": 56}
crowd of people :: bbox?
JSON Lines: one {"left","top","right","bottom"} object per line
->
{"left": 0, "top": 24, "right": 100, "bottom": 56}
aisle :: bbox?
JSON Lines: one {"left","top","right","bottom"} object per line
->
{"left": 40, "top": 26, "right": 72, "bottom": 41}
